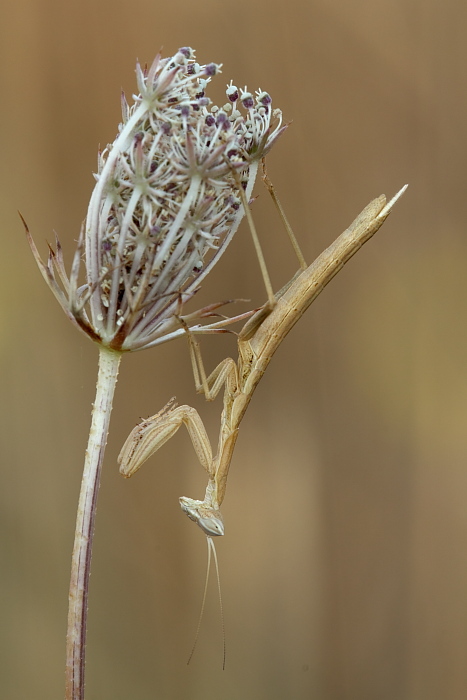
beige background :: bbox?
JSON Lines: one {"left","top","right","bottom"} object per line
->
{"left": 2, "top": 1, "right": 467, "bottom": 698}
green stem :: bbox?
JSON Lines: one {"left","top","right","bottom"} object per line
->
{"left": 65, "top": 347, "right": 122, "bottom": 700}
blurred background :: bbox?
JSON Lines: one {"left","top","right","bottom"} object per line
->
{"left": 1, "top": 1, "right": 467, "bottom": 698}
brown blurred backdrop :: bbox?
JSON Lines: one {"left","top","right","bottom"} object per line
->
{"left": 1, "top": 1, "right": 467, "bottom": 698}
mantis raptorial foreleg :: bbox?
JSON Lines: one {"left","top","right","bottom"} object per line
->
{"left": 118, "top": 397, "right": 227, "bottom": 536}
{"left": 118, "top": 398, "right": 212, "bottom": 478}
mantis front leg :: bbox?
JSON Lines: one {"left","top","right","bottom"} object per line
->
{"left": 118, "top": 398, "right": 226, "bottom": 536}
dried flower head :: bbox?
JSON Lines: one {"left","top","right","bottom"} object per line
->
{"left": 27, "top": 47, "right": 286, "bottom": 352}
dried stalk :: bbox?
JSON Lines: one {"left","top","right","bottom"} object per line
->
{"left": 66, "top": 347, "right": 121, "bottom": 700}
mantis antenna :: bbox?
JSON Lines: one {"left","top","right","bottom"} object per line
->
{"left": 187, "top": 537, "right": 225, "bottom": 669}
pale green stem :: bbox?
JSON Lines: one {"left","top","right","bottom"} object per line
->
{"left": 65, "top": 347, "right": 122, "bottom": 700}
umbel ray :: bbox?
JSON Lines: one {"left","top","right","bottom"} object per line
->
{"left": 118, "top": 178, "right": 407, "bottom": 653}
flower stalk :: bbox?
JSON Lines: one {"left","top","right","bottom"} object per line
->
{"left": 65, "top": 347, "right": 121, "bottom": 700}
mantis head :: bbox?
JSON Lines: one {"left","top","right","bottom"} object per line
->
{"left": 179, "top": 496, "right": 224, "bottom": 536}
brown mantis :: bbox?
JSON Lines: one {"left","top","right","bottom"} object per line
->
{"left": 118, "top": 182, "right": 407, "bottom": 537}
{"left": 118, "top": 177, "right": 406, "bottom": 665}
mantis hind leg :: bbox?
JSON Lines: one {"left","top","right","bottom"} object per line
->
{"left": 261, "top": 159, "right": 307, "bottom": 270}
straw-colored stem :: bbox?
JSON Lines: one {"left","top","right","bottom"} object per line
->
{"left": 65, "top": 346, "right": 122, "bottom": 700}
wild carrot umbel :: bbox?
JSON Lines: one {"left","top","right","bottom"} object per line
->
{"left": 24, "top": 47, "right": 284, "bottom": 700}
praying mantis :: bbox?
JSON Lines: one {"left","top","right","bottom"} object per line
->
{"left": 118, "top": 178, "right": 407, "bottom": 539}
{"left": 118, "top": 176, "right": 406, "bottom": 667}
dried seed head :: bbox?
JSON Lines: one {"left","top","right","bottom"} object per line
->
{"left": 27, "top": 48, "right": 287, "bottom": 352}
